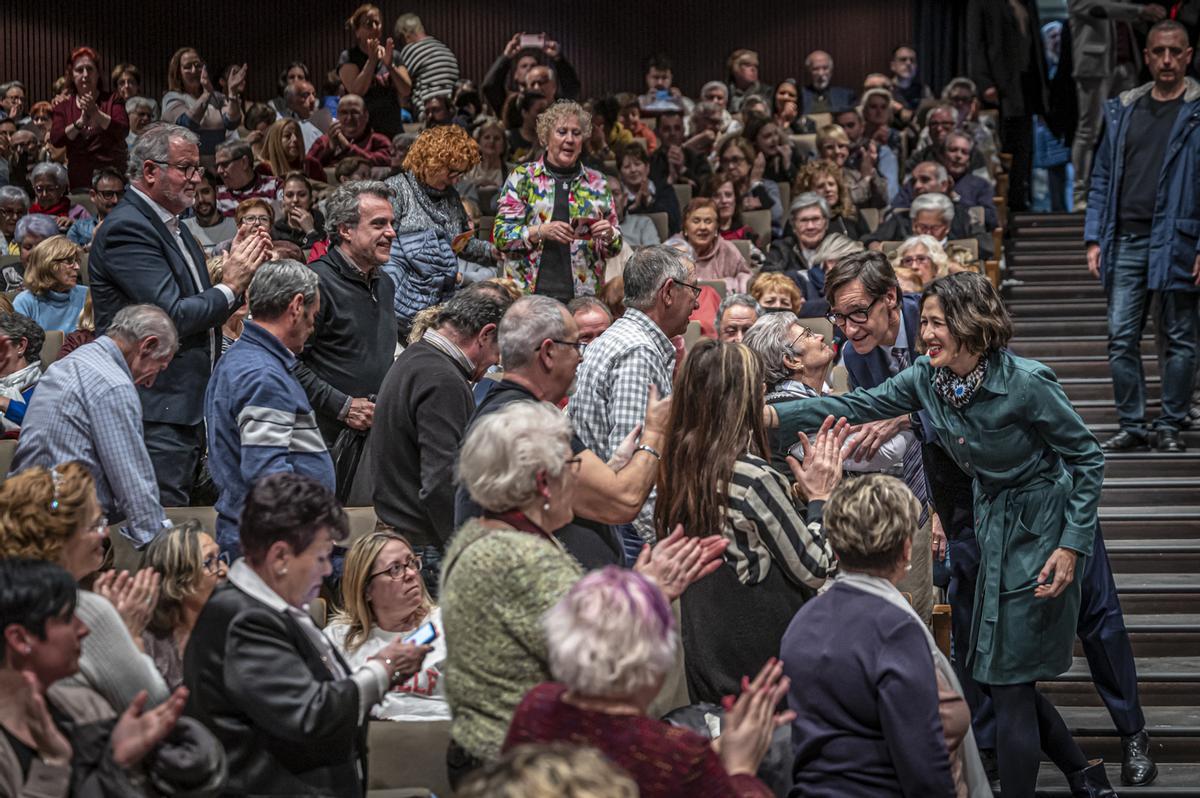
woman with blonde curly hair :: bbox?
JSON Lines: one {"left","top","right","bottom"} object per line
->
{"left": 793, "top": 159, "right": 868, "bottom": 240}
{"left": 0, "top": 461, "right": 169, "bottom": 711}
{"left": 324, "top": 529, "right": 447, "bottom": 721}
{"left": 141, "top": 521, "right": 227, "bottom": 689}
{"left": 493, "top": 100, "right": 622, "bottom": 300}
{"left": 260, "top": 118, "right": 324, "bottom": 182}
{"left": 384, "top": 124, "right": 498, "bottom": 339}
{"left": 13, "top": 234, "right": 88, "bottom": 332}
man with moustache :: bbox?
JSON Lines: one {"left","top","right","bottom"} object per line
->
{"left": 182, "top": 169, "right": 236, "bottom": 255}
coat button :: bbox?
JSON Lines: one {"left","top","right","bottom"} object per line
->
{"left": 958, "top": 437, "right": 966, "bottom": 445}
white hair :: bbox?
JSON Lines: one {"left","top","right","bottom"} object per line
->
{"left": 456, "top": 401, "right": 573, "bottom": 513}
{"left": 743, "top": 311, "right": 802, "bottom": 388}
{"left": 499, "top": 295, "right": 568, "bottom": 371}
{"left": 911, "top": 192, "right": 955, "bottom": 226}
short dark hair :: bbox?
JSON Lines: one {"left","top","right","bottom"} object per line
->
{"left": 90, "top": 166, "right": 126, "bottom": 190}
{"left": 239, "top": 473, "right": 349, "bottom": 566}
{"left": 616, "top": 141, "right": 650, "bottom": 166}
{"left": 919, "top": 272, "right": 1012, "bottom": 356}
{"left": 645, "top": 54, "right": 673, "bottom": 73}
{"left": 0, "top": 312, "right": 45, "bottom": 366}
{"left": 1148, "top": 19, "right": 1190, "bottom": 41}
{"left": 434, "top": 282, "right": 515, "bottom": 337}
{"left": 0, "top": 559, "right": 78, "bottom": 659}
{"left": 824, "top": 250, "right": 899, "bottom": 306}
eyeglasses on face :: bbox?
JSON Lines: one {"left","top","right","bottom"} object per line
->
{"left": 0, "top": 207, "right": 24, "bottom": 218}
{"left": 673, "top": 277, "right": 702, "bottom": 298}
{"left": 565, "top": 456, "right": 583, "bottom": 473}
{"left": 202, "top": 551, "right": 231, "bottom": 574}
{"left": 89, "top": 515, "right": 109, "bottom": 535}
{"left": 96, "top": 189, "right": 125, "bottom": 201}
{"left": 826, "top": 295, "right": 881, "bottom": 327}
{"left": 900, "top": 255, "right": 932, "bottom": 266}
{"left": 790, "top": 327, "right": 822, "bottom": 349}
{"left": 239, "top": 215, "right": 272, "bottom": 226}
{"left": 543, "top": 338, "right": 587, "bottom": 354}
{"left": 32, "top": 184, "right": 62, "bottom": 195}
{"left": 369, "top": 555, "right": 423, "bottom": 581}
{"left": 149, "top": 160, "right": 203, "bottom": 179}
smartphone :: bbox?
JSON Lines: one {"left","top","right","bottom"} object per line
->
{"left": 519, "top": 33, "right": 546, "bottom": 50}
{"left": 787, "top": 441, "right": 806, "bottom": 461}
{"left": 403, "top": 621, "right": 438, "bottom": 646}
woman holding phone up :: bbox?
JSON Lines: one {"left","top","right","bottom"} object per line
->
{"left": 494, "top": 100, "right": 622, "bottom": 301}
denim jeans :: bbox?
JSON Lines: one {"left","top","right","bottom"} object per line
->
{"left": 1107, "top": 234, "right": 1200, "bottom": 434}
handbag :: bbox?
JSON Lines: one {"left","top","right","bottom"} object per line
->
{"left": 330, "top": 426, "right": 368, "bottom": 504}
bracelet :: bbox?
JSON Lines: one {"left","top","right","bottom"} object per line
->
{"left": 635, "top": 443, "right": 661, "bottom": 460}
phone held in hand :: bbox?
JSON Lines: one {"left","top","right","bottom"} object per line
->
{"left": 787, "top": 441, "right": 806, "bottom": 462}
{"left": 519, "top": 33, "right": 546, "bottom": 50}
{"left": 403, "top": 621, "right": 438, "bottom": 646}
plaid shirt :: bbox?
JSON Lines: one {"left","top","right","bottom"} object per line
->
{"left": 10, "top": 337, "right": 168, "bottom": 547}
{"left": 567, "top": 308, "right": 675, "bottom": 541}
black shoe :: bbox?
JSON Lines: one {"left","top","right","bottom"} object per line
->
{"left": 1157, "top": 428, "right": 1186, "bottom": 453}
{"left": 979, "top": 748, "right": 1001, "bottom": 793}
{"left": 1121, "top": 729, "right": 1159, "bottom": 786}
{"left": 1066, "top": 758, "right": 1119, "bottom": 797}
{"left": 1100, "top": 431, "right": 1149, "bottom": 452}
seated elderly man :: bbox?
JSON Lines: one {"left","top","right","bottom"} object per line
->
{"left": 214, "top": 140, "right": 281, "bottom": 218}
{"left": 892, "top": 136, "right": 996, "bottom": 229}
{"left": 0, "top": 185, "right": 29, "bottom": 255}
{"left": 10, "top": 303, "right": 175, "bottom": 548}
{"left": 715, "top": 293, "right": 760, "bottom": 343}
{"left": 125, "top": 96, "right": 157, "bottom": 146}
{"left": 802, "top": 50, "right": 857, "bottom": 115}
{"left": 566, "top": 295, "right": 611, "bottom": 344}
{"left": 67, "top": 167, "right": 127, "bottom": 249}
{"left": 278, "top": 80, "right": 327, "bottom": 151}
{"left": 307, "top": 94, "right": 393, "bottom": 169}
{"left": 867, "top": 183, "right": 991, "bottom": 258}
{"left": 906, "top": 102, "right": 990, "bottom": 178}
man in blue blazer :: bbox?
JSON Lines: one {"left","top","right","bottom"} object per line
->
{"left": 90, "top": 123, "right": 271, "bottom": 505}
{"left": 801, "top": 50, "right": 857, "bottom": 115}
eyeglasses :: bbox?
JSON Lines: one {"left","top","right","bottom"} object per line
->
{"left": 149, "top": 160, "right": 203, "bottom": 179}
{"left": 239, "top": 215, "right": 272, "bottom": 226}
{"left": 673, "top": 277, "right": 702, "bottom": 298}
{"left": 900, "top": 255, "right": 932, "bottom": 266}
{"left": 51, "top": 256, "right": 80, "bottom": 267}
{"left": 202, "top": 551, "right": 231, "bottom": 574}
{"left": 96, "top": 189, "right": 125, "bottom": 200}
{"left": 790, "top": 327, "right": 821, "bottom": 349}
{"left": 720, "top": 155, "right": 748, "bottom": 165}
{"left": 369, "top": 556, "right": 423, "bottom": 581}
{"left": 544, "top": 338, "right": 586, "bottom": 354}
{"left": 0, "top": 207, "right": 24, "bottom": 218}
{"left": 565, "top": 456, "right": 583, "bottom": 473}
{"left": 31, "top": 115, "right": 50, "bottom": 122}
{"left": 212, "top": 159, "right": 237, "bottom": 172}
{"left": 928, "top": 120, "right": 955, "bottom": 129}
{"left": 89, "top": 515, "right": 109, "bottom": 535}
{"left": 826, "top": 295, "right": 881, "bottom": 327}
{"left": 32, "top": 184, "right": 62, "bottom": 195}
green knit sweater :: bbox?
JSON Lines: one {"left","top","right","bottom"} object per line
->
{"left": 441, "top": 519, "right": 583, "bottom": 760}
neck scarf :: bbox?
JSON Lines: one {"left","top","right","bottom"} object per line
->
{"left": 932, "top": 356, "right": 988, "bottom": 409}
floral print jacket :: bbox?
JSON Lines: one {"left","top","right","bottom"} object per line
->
{"left": 493, "top": 158, "right": 622, "bottom": 296}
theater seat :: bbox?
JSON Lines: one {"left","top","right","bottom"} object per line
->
{"left": 0, "top": 438, "right": 16, "bottom": 481}
{"left": 646, "top": 211, "right": 669, "bottom": 243}
{"left": 39, "top": 330, "right": 64, "bottom": 372}
{"left": 366, "top": 719, "right": 453, "bottom": 797}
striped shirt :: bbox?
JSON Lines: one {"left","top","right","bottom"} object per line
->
{"left": 216, "top": 173, "right": 281, "bottom": 218}
{"left": 400, "top": 36, "right": 461, "bottom": 112}
{"left": 724, "top": 453, "right": 833, "bottom": 589}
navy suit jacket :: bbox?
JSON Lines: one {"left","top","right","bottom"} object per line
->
{"left": 90, "top": 189, "right": 231, "bottom": 426}
{"left": 801, "top": 85, "right": 857, "bottom": 115}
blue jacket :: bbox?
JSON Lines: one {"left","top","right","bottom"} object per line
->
{"left": 205, "top": 321, "right": 335, "bottom": 554}
{"left": 1084, "top": 78, "right": 1200, "bottom": 292}
{"left": 383, "top": 228, "right": 459, "bottom": 327}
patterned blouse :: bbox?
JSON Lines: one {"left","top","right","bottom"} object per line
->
{"left": 492, "top": 157, "right": 623, "bottom": 296}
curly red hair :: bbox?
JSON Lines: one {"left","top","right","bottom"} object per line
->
{"left": 402, "top": 125, "right": 480, "bottom": 185}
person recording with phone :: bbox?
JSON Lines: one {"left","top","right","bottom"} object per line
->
{"left": 326, "top": 530, "right": 450, "bottom": 722}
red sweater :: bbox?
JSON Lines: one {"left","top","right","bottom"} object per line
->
{"left": 49, "top": 92, "right": 129, "bottom": 190}
{"left": 504, "top": 683, "right": 773, "bottom": 798}
{"left": 306, "top": 127, "right": 393, "bottom": 168}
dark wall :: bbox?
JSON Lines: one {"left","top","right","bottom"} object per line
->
{"left": 1, "top": 1, "right": 915, "bottom": 105}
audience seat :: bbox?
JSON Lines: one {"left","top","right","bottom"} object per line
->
{"left": 646, "top": 211, "right": 669, "bottom": 242}
{"left": 742, "top": 209, "right": 771, "bottom": 247}
{"left": 476, "top": 186, "right": 498, "bottom": 213}
{"left": 672, "top": 183, "right": 692, "bottom": 211}
{"left": 790, "top": 134, "right": 817, "bottom": 161}
{"left": 683, "top": 320, "right": 703, "bottom": 351}
{"left": 730, "top": 238, "right": 753, "bottom": 266}
{"left": 324, "top": 167, "right": 338, "bottom": 186}
{"left": 807, "top": 113, "right": 833, "bottom": 129}
{"left": 858, "top": 207, "right": 881, "bottom": 232}
{"left": 366, "top": 719, "right": 453, "bottom": 798}
{"left": 402, "top": 123, "right": 424, "bottom": 135}
{"left": 78, "top": 254, "right": 89, "bottom": 286}
{"left": 947, "top": 238, "right": 979, "bottom": 258}
{"left": 829, "top": 364, "right": 850, "bottom": 394}
{"left": 39, "top": 330, "right": 64, "bottom": 372}
{"left": 69, "top": 192, "right": 97, "bottom": 217}
{"left": 803, "top": 317, "right": 835, "bottom": 347}
{"left": 699, "top": 280, "right": 726, "bottom": 299}
{"left": 0, "top": 438, "right": 16, "bottom": 481}
{"left": 0, "top": 254, "right": 18, "bottom": 270}
{"left": 776, "top": 181, "right": 791, "bottom": 215}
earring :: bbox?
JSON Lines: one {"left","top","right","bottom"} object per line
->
{"left": 543, "top": 501, "right": 551, "bottom": 512}
{"left": 277, "top": 567, "right": 288, "bottom": 577}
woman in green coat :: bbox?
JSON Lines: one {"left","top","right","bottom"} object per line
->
{"left": 768, "top": 273, "right": 1115, "bottom": 798}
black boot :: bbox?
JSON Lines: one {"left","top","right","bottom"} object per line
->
{"left": 1120, "top": 729, "right": 1158, "bottom": 786}
{"left": 1066, "top": 759, "right": 1119, "bottom": 797}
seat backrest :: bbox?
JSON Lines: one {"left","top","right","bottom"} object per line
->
{"left": 859, "top": 207, "right": 881, "bottom": 232}
{"left": 802, "top": 316, "right": 835, "bottom": 347}
{"left": 699, "top": 279, "right": 727, "bottom": 299}
{"left": 807, "top": 112, "right": 833, "bottom": 129}
{"left": 790, "top": 134, "right": 817, "bottom": 161}
{"left": 946, "top": 238, "right": 979, "bottom": 258}
{"left": 775, "top": 181, "right": 791, "bottom": 216}
{"left": 477, "top": 216, "right": 495, "bottom": 240}
{"left": 742, "top": 209, "right": 772, "bottom": 246}
{"left": 683, "top": 320, "right": 704, "bottom": 351}
{"left": 70, "top": 192, "right": 97, "bottom": 218}
{"left": 829, "top": 364, "right": 850, "bottom": 394}
{"left": 646, "top": 211, "right": 669, "bottom": 243}
{"left": 731, "top": 239, "right": 753, "bottom": 266}
{"left": 477, "top": 186, "right": 498, "bottom": 214}
{"left": 880, "top": 241, "right": 903, "bottom": 256}
{"left": 367, "top": 719, "right": 453, "bottom": 796}
{"left": 0, "top": 439, "right": 16, "bottom": 483}
{"left": 78, "top": 253, "right": 88, "bottom": 286}
{"left": 672, "top": 183, "right": 693, "bottom": 210}
{"left": 39, "top": 330, "right": 64, "bottom": 372}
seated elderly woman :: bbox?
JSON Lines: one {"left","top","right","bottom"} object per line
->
{"left": 261, "top": 118, "right": 325, "bottom": 183}
{"left": 9, "top": 213, "right": 61, "bottom": 289}
{"left": 442, "top": 400, "right": 724, "bottom": 785}
{"left": 750, "top": 271, "right": 805, "bottom": 313}
{"left": 13, "top": 235, "right": 88, "bottom": 332}
{"left": 816, "top": 124, "right": 888, "bottom": 210}
{"left": 0, "top": 461, "right": 170, "bottom": 712}
{"left": 184, "top": 472, "right": 430, "bottom": 796}
{"left": 793, "top": 159, "right": 868, "bottom": 240}
{"left": 654, "top": 340, "right": 840, "bottom": 705}
{"left": 0, "top": 185, "right": 30, "bottom": 255}
{"left": 893, "top": 234, "right": 951, "bottom": 289}
{"left": 503, "top": 567, "right": 786, "bottom": 798}
{"left": 273, "top": 172, "right": 326, "bottom": 252}
{"left": 764, "top": 193, "right": 832, "bottom": 301}
{"left": 617, "top": 142, "right": 681, "bottom": 236}
{"left": 0, "top": 312, "right": 45, "bottom": 433}
{"left": 0, "top": 559, "right": 194, "bottom": 798}
{"left": 494, "top": 100, "right": 621, "bottom": 301}
{"left": 385, "top": 124, "right": 498, "bottom": 339}
{"left": 664, "top": 198, "right": 751, "bottom": 294}
{"left": 325, "top": 530, "right": 449, "bottom": 721}
{"left": 141, "top": 522, "right": 227, "bottom": 691}
{"left": 28, "top": 163, "right": 90, "bottom": 232}
{"left": 781, "top": 475, "right": 989, "bottom": 796}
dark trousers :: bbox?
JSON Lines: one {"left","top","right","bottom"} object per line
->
{"left": 1000, "top": 114, "right": 1035, "bottom": 213}
{"left": 143, "top": 421, "right": 204, "bottom": 507}
{"left": 986, "top": 682, "right": 1088, "bottom": 797}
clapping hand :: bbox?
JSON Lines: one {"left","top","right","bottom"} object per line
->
{"left": 715, "top": 658, "right": 794, "bottom": 776}
{"left": 93, "top": 568, "right": 161, "bottom": 642}
{"left": 16, "top": 671, "right": 72, "bottom": 765}
{"left": 786, "top": 415, "right": 851, "bottom": 502}
{"left": 226, "top": 64, "right": 248, "bottom": 98}
{"left": 635, "top": 524, "right": 727, "bottom": 602}
{"left": 222, "top": 228, "right": 273, "bottom": 295}
{"left": 111, "top": 688, "right": 188, "bottom": 768}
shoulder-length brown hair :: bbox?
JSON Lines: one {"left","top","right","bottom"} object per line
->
{"left": 166, "top": 47, "right": 199, "bottom": 94}
{"left": 698, "top": 171, "right": 745, "bottom": 231}
{"left": 332, "top": 530, "right": 435, "bottom": 654}
{"left": 25, "top": 235, "right": 81, "bottom": 296}
{"left": 794, "top": 159, "right": 856, "bottom": 220}
{"left": 919, "top": 272, "right": 1012, "bottom": 356}
{"left": 654, "top": 340, "right": 770, "bottom": 540}
{"left": 262, "top": 118, "right": 303, "bottom": 178}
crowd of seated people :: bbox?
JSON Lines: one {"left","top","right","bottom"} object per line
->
{"left": 0, "top": 6, "right": 1175, "bottom": 797}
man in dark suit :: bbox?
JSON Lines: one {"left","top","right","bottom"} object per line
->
{"left": 802, "top": 50, "right": 857, "bottom": 115}
{"left": 967, "top": 0, "right": 1049, "bottom": 212}
{"left": 90, "top": 123, "right": 270, "bottom": 505}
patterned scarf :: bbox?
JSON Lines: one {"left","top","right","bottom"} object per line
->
{"left": 932, "top": 356, "right": 989, "bottom": 408}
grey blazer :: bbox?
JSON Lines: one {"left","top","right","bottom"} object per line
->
{"left": 1068, "top": 0, "right": 1149, "bottom": 79}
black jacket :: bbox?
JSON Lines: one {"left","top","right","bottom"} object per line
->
{"left": 296, "top": 247, "right": 397, "bottom": 443}
{"left": 967, "top": 0, "right": 1048, "bottom": 119}
{"left": 90, "top": 189, "right": 230, "bottom": 426}
{"left": 368, "top": 338, "right": 474, "bottom": 548}
{"left": 863, "top": 203, "right": 993, "bottom": 259}
{"left": 649, "top": 144, "right": 713, "bottom": 189}
{"left": 183, "top": 582, "right": 367, "bottom": 797}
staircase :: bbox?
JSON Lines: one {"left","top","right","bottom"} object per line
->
{"left": 1000, "top": 212, "right": 1200, "bottom": 795}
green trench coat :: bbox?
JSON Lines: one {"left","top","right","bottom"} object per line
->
{"left": 776, "top": 350, "right": 1105, "bottom": 685}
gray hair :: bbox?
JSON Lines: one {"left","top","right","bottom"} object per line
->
{"left": 811, "top": 232, "right": 864, "bottom": 265}
{"left": 248, "top": 259, "right": 320, "bottom": 320}
{"left": 435, "top": 282, "right": 515, "bottom": 338}
{"left": 456, "top": 400, "right": 574, "bottom": 513}
{"left": 943, "top": 129, "right": 974, "bottom": 151}
{"left": 215, "top": 140, "right": 253, "bottom": 163}
{"left": 0, "top": 185, "right": 29, "bottom": 210}
{"left": 125, "top": 96, "right": 158, "bottom": 117}
{"left": 0, "top": 81, "right": 25, "bottom": 97}
{"left": 914, "top": 160, "right": 950, "bottom": 185}
{"left": 715, "top": 292, "right": 760, "bottom": 331}
{"left": 30, "top": 162, "right": 68, "bottom": 190}
{"left": 536, "top": 100, "right": 592, "bottom": 147}
{"left": 941, "top": 76, "right": 978, "bottom": 99}
{"left": 324, "top": 180, "right": 394, "bottom": 243}
{"left": 127, "top": 123, "right": 200, "bottom": 183}
{"left": 105, "top": 304, "right": 179, "bottom": 358}
{"left": 394, "top": 12, "right": 424, "bottom": 37}
{"left": 789, "top": 191, "right": 830, "bottom": 219}
{"left": 566, "top": 295, "right": 612, "bottom": 321}
{"left": 742, "top": 311, "right": 802, "bottom": 388}
{"left": 622, "top": 245, "right": 689, "bottom": 310}
{"left": 13, "top": 214, "right": 58, "bottom": 244}
{"left": 911, "top": 192, "right": 955, "bottom": 225}
{"left": 0, "top": 312, "right": 45, "bottom": 366}
{"left": 926, "top": 102, "right": 960, "bottom": 124}
{"left": 499, "top": 295, "right": 568, "bottom": 371}
{"left": 896, "top": 235, "right": 951, "bottom": 282}
{"left": 338, "top": 93, "right": 366, "bottom": 112}
{"left": 282, "top": 82, "right": 311, "bottom": 103}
